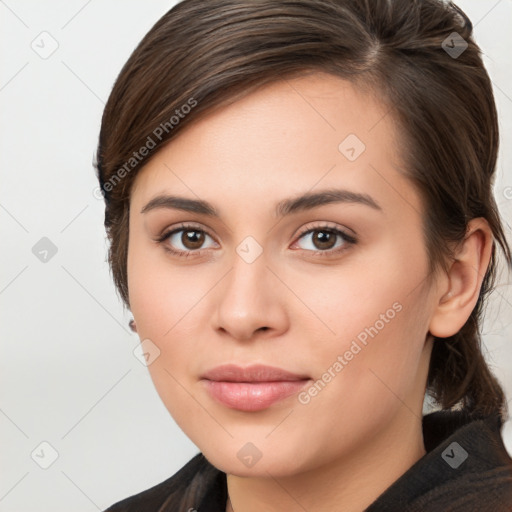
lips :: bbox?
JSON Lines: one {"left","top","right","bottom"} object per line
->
{"left": 200, "top": 364, "right": 311, "bottom": 412}
{"left": 201, "top": 364, "right": 309, "bottom": 382}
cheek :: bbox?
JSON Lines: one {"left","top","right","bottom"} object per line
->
{"left": 127, "top": 242, "right": 211, "bottom": 430}
{"left": 287, "top": 234, "right": 427, "bottom": 344}
{"left": 292, "top": 237, "right": 431, "bottom": 399}
{"left": 293, "top": 289, "right": 431, "bottom": 465}
{"left": 127, "top": 231, "right": 211, "bottom": 339}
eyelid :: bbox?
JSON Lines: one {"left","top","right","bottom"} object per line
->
{"left": 293, "top": 221, "right": 356, "bottom": 241}
{"left": 157, "top": 222, "right": 216, "bottom": 242}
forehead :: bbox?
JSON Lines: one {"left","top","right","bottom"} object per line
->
{"left": 130, "top": 73, "right": 419, "bottom": 220}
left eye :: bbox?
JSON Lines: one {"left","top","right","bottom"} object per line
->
{"left": 295, "top": 228, "right": 354, "bottom": 252}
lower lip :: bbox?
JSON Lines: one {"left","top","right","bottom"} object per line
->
{"left": 202, "top": 379, "right": 310, "bottom": 412}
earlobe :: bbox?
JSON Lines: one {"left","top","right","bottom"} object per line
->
{"left": 428, "top": 218, "right": 493, "bottom": 338}
{"left": 129, "top": 318, "right": 138, "bottom": 333}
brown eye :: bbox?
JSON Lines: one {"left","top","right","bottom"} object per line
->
{"left": 294, "top": 226, "right": 356, "bottom": 254}
{"left": 158, "top": 225, "right": 217, "bottom": 256}
{"left": 181, "top": 229, "right": 205, "bottom": 250}
{"left": 310, "top": 230, "right": 338, "bottom": 250}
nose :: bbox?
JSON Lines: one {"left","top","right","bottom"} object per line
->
{"left": 212, "top": 250, "right": 289, "bottom": 342}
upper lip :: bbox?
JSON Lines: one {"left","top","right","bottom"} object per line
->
{"left": 201, "top": 364, "right": 310, "bottom": 382}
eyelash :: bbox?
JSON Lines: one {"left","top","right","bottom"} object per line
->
{"left": 156, "top": 222, "right": 357, "bottom": 259}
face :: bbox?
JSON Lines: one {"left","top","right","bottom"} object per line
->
{"left": 127, "top": 73, "right": 438, "bottom": 477}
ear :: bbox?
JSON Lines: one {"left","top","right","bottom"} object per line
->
{"left": 129, "top": 318, "right": 138, "bottom": 333}
{"left": 428, "top": 218, "right": 494, "bottom": 338}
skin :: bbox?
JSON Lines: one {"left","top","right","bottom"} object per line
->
{"left": 126, "top": 73, "right": 493, "bottom": 512}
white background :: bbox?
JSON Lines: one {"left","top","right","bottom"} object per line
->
{"left": 1, "top": 1, "right": 511, "bottom": 510}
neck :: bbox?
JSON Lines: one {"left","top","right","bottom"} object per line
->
{"left": 226, "top": 410, "right": 426, "bottom": 512}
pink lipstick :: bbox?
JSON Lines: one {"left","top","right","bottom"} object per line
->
{"left": 200, "top": 364, "right": 310, "bottom": 412}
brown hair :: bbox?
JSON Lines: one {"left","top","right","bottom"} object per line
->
{"left": 95, "top": 0, "right": 511, "bottom": 421}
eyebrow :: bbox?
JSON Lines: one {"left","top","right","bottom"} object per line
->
{"left": 140, "top": 188, "right": 382, "bottom": 217}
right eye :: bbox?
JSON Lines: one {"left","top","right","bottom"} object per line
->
{"left": 157, "top": 223, "right": 218, "bottom": 257}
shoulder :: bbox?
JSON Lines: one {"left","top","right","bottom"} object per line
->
{"left": 367, "top": 410, "right": 512, "bottom": 511}
{"left": 420, "top": 411, "right": 512, "bottom": 511}
{"left": 103, "top": 452, "right": 226, "bottom": 512}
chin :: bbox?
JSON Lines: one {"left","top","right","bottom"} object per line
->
{"left": 199, "top": 439, "right": 314, "bottom": 478}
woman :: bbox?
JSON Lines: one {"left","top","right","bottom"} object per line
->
{"left": 96, "top": 0, "right": 512, "bottom": 510}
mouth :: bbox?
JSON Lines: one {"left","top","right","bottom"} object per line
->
{"left": 200, "top": 364, "right": 311, "bottom": 412}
